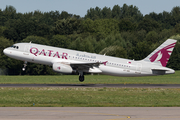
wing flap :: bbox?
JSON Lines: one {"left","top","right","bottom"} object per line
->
{"left": 83, "top": 67, "right": 102, "bottom": 73}
{"left": 70, "top": 62, "right": 103, "bottom": 73}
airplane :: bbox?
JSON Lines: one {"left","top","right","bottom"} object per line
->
{"left": 3, "top": 39, "right": 177, "bottom": 82}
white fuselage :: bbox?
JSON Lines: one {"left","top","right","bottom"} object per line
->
{"left": 3, "top": 42, "right": 175, "bottom": 76}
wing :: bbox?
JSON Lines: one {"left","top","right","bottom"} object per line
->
{"left": 51, "top": 59, "right": 108, "bottom": 73}
{"left": 70, "top": 62, "right": 103, "bottom": 73}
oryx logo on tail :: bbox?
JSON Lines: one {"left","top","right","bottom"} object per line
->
{"left": 149, "top": 42, "right": 176, "bottom": 67}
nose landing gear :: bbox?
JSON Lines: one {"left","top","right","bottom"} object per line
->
{"left": 22, "top": 61, "right": 27, "bottom": 71}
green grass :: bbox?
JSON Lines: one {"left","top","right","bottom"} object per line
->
{"left": 0, "top": 87, "right": 180, "bottom": 107}
{"left": 0, "top": 71, "right": 180, "bottom": 84}
{"left": 0, "top": 71, "right": 180, "bottom": 107}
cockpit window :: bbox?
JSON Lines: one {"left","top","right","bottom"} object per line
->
{"left": 11, "top": 45, "right": 19, "bottom": 49}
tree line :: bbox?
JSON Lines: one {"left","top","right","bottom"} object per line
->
{"left": 0, "top": 4, "right": 180, "bottom": 75}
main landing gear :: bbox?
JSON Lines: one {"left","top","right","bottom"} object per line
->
{"left": 79, "top": 71, "right": 84, "bottom": 82}
{"left": 22, "top": 61, "right": 27, "bottom": 71}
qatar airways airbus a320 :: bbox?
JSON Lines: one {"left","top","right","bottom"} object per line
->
{"left": 3, "top": 39, "right": 176, "bottom": 82}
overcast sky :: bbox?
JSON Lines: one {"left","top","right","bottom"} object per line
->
{"left": 0, "top": 0, "right": 179, "bottom": 17}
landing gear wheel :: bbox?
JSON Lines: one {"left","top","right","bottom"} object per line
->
{"left": 79, "top": 75, "right": 84, "bottom": 82}
{"left": 78, "top": 71, "right": 84, "bottom": 82}
{"left": 22, "top": 61, "right": 27, "bottom": 71}
{"left": 22, "top": 67, "right": 25, "bottom": 71}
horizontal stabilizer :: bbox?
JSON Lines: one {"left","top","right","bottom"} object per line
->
{"left": 151, "top": 67, "right": 175, "bottom": 75}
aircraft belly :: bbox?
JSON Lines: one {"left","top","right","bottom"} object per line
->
{"left": 31, "top": 55, "right": 52, "bottom": 65}
{"left": 99, "top": 65, "right": 133, "bottom": 76}
{"left": 5, "top": 50, "right": 52, "bottom": 66}
{"left": 4, "top": 50, "right": 31, "bottom": 62}
{"left": 20, "top": 53, "right": 51, "bottom": 65}
{"left": 99, "top": 65, "right": 152, "bottom": 77}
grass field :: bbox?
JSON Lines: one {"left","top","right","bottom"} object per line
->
{"left": 0, "top": 71, "right": 180, "bottom": 107}
{"left": 0, "top": 87, "right": 180, "bottom": 107}
{"left": 0, "top": 71, "right": 180, "bottom": 84}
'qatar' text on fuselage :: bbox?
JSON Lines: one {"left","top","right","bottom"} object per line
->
{"left": 30, "top": 47, "right": 68, "bottom": 59}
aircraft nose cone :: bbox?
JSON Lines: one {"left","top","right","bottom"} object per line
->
{"left": 3, "top": 48, "right": 9, "bottom": 55}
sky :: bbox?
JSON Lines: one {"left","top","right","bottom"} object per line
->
{"left": 0, "top": 0, "right": 180, "bottom": 17}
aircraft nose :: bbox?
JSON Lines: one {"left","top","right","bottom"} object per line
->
{"left": 3, "top": 48, "right": 9, "bottom": 55}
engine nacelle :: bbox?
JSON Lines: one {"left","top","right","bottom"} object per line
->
{"left": 52, "top": 63, "right": 73, "bottom": 74}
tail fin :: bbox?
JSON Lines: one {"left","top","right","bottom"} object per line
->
{"left": 143, "top": 39, "right": 177, "bottom": 67}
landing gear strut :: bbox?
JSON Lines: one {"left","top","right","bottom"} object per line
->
{"left": 79, "top": 71, "right": 84, "bottom": 82}
{"left": 22, "top": 61, "right": 27, "bottom": 71}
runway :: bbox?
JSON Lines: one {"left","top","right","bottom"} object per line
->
{"left": 1, "top": 84, "right": 180, "bottom": 120}
{"left": 0, "top": 84, "right": 180, "bottom": 88}
{"left": 0, "top": 107, "right": 180, "bottom": 120}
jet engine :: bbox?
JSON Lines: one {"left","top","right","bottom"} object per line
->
{"left": 52, "top": 63, "right": 73, "bottom": 74}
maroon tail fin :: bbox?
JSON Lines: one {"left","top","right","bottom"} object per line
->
{"left": 143, "top": 39, "right": 177, "bottom": 67}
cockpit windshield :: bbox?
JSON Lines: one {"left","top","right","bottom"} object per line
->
{"left": 11, "top": 45, "right": 19, "bottom": 49}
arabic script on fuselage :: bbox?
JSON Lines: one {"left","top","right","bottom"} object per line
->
{"left": 76, "top": 53, "right": 96, "bottom": 59}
